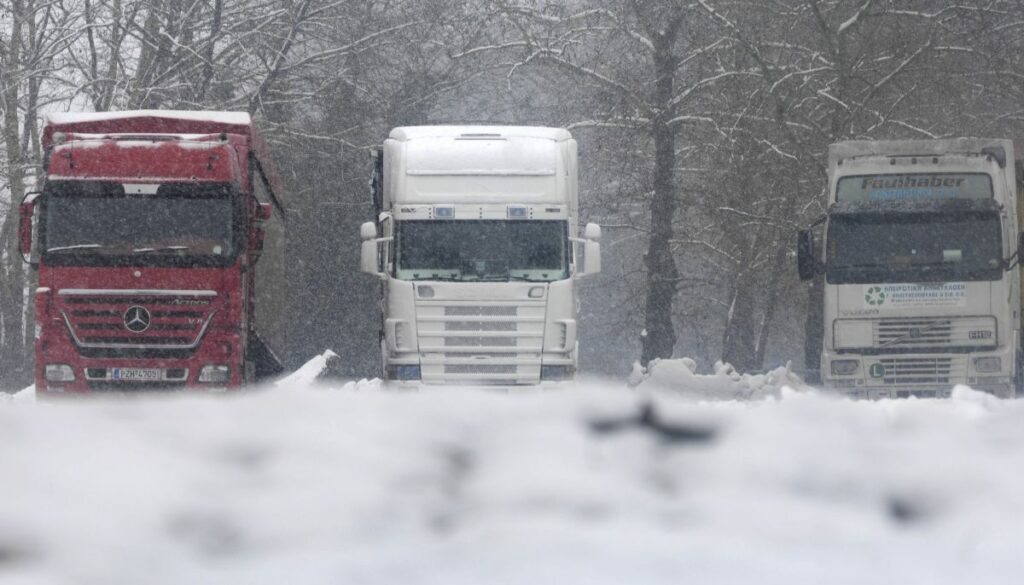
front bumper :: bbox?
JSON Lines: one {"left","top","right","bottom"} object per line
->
{"left": 822, "top": 347, "right": 1015, "bottom": 399}
{"left": 35, "top": 327, "right": 244, "bottom": 393}
{"left": 383, "top": 354, "right": 576, "bottom": 386}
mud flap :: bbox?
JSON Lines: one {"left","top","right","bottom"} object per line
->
{"left": 248, "top": 332, "right": 285, "bottom": 380}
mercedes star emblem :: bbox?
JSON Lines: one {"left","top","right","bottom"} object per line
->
{"left": 123, "top": 306, "right": 152, "bottom": 333}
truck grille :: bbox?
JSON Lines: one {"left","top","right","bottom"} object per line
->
{"left": 872, "top": 357, "right": 965, "bottom": 385}
{"left": 835, "top": 316, "right": 996, "bottom": 351}
{"left": 876, "top": 319, "right": 954, "bottom": 345}
{"left": 58, "top": 289, "right": 217, "bottom": 351}
{"left": 416, "top": 301, "right": 546, "bottom": 382}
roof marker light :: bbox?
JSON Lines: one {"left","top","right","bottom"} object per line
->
{"left": 434, "top": 206, "right": 455, "bottom": 219}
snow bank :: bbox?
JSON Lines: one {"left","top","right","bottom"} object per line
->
{"left": 3, "top": 371, "right": 1024, "bottom": 583}
{"left": 0, "top": 384, "right": 35, "bottom": 403}
{"left": 274, "top": 350, "right": 339, "bottom": 387}
{"left": 630, "top": 357, "right": 811, "bottom": 400}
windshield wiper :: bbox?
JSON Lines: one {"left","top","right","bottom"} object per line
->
{"left": 46, "top": 244, "right": 103, "bottom": 253}
{"left": 414, "top": 274, "right": 462, "bottom": 281}
{"left": 132, "top": 246, "right": 192, "bottom": 254}
{"left": 833, "top": 262, "right": 954, "bottom": 270}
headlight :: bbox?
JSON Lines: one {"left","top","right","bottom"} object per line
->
{"left": 387, "top": 365, "right": 421, "bottom": 381}
{"left": 974, "top": 357, "right": 1002, "bottom": 373}
{"left": 198, "top": 365, "right": 230, "bottom": 383}
{"left": 830, "top": 359, "right": 859, "bottom": 376}
{"left": 44, "top": 364, "right": 75, "bottom": 382}
{"left": 541, "top": 365, "right": 574, "bottom": 380}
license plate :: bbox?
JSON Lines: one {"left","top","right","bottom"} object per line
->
{"left": 112, "top": 368, "right": 162, "bottom": 381}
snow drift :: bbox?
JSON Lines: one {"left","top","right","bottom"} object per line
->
{"left": 630, "top": 357, "right": 811, "bottom": 400}
{"left": 2, "top": 356, "right": 1024, "bottom": 584}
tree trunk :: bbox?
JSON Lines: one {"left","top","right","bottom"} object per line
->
{"left": 721, "top": 268, "right": 758, "bottom": 372}
{"left": 640, "top": 36, "right": 680, "bottom": 365}
{"left": 753, "top": 245, "right": 789, "bottom": 368}
{"left": 0, "top": 0, "right": 28, "bottom": 385}
{"left": 197, "top": 0, "right": 224, "bottom": 103}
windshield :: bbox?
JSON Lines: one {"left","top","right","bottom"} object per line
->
{"left": 827, "top": 213, "right": 1003, "bottom": 284}
{"left": 41, "top": 181, "right": 238, "bottom": 266}
{"left": 396, "top": 220, "right": 569, "bottom": 282}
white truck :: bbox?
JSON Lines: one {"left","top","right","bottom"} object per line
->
{"left": 798, "top": 139, "right": 1023, "bottom": 398}
{"left": 360, "top": 126, "right": 601, "bottom": 384}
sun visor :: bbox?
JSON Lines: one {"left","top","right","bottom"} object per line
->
{"left": 829, "top": 198, "right": 1002, "bottom": 217}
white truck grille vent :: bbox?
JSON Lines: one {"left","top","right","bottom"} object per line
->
{"left": 444, "top": 364, "right": 517, "bottom": 374}
{"left": 444, "top": 306, "right": 517, "bottom": 317}
{"left": 873, "top": 317, "right": 995, "bottom": 349}
{"left": 417, "top": 301, "right": 546, "bottom": 383}
{"left": 875, "top": 357, "right": 963, "bottom": 385}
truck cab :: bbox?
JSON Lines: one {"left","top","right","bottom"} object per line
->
{"left": 360, "top": 126, "right": 601, "bottom": 385}
{"left": 20, "top": 111, "right": 287, "bottom": 393}
{"left": 798, "top": 139, "right": 1022, "bottom": 398}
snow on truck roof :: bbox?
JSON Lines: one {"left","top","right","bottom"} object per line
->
{"left": 42, "top": 111, "right": 254, "bottom": 148}
{"left": 389, "top": 126, "right": 571, "bottom": 142}
{"left": 46, "top": 110, "right": 250, "bottom": 126}
{"left": 830, "top": 138, "right": 1013, "bottom": 162}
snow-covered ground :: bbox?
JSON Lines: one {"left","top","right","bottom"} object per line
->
{"left": 3, "top": 357, "right": 1024, "bottom": 584}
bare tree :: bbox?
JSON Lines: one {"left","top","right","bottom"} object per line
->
{"left": 1, "top": 0, "right": 81, "bottom": 386}
{"left": 490, "top": 1, "right": 751, "bottom": 365}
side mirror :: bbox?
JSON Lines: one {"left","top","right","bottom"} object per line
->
{"left": 19, "top": 192, "right": 41, "bottom": 263}
{"left": 359, "top": 222, "right": 391, "bottom": 278}
{"left": 797, "top": 229, "right": 818, "bottom": 281}
{"left": 361, "top": 240, "right": 381, "bottom": 275}
{"left": 582, "top": 239, "right": 601, "bottom": 276}
{"left": 360, "top": 221, "right": 378, "bottom": 241}
{"left": 257, "top": 203, "right": 273, "bottom": 222}
{"left": 584, "top": 222, "right": 601, "bottom": 242}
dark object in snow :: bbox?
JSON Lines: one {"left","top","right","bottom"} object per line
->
{"left": 317, "top": 351, "right": 346, "bottom": 380}
{"left": 589, "top": 402, "right": 716, "bottom": 445}
{"left": 0, "top": 541, "right": 35, "bottom": 566}
{"left": 886, "top": 495, "right": 928, "bottom": 525}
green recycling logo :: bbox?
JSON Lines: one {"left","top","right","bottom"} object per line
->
{"left": 865, "top": 286, "right": 886, "bottom": 306}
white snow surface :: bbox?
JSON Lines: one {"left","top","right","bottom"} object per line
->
{"left": 3, "top": 356, "right": 1024, "bottom": 584}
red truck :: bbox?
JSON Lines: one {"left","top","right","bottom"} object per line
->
{"left": 18, "top": 111, "right": 287, "bottom": 393}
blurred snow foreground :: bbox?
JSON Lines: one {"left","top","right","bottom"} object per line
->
{"left": 3, "top": 354, "right": 1024, "bottom": 584}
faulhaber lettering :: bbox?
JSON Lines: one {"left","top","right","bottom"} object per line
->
{"left": 861, "top": 175, "right": 966, "bottom": 189}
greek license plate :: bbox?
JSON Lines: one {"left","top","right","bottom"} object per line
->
{"left": 112, "top": 368, "right": 161, "bottom": 381}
